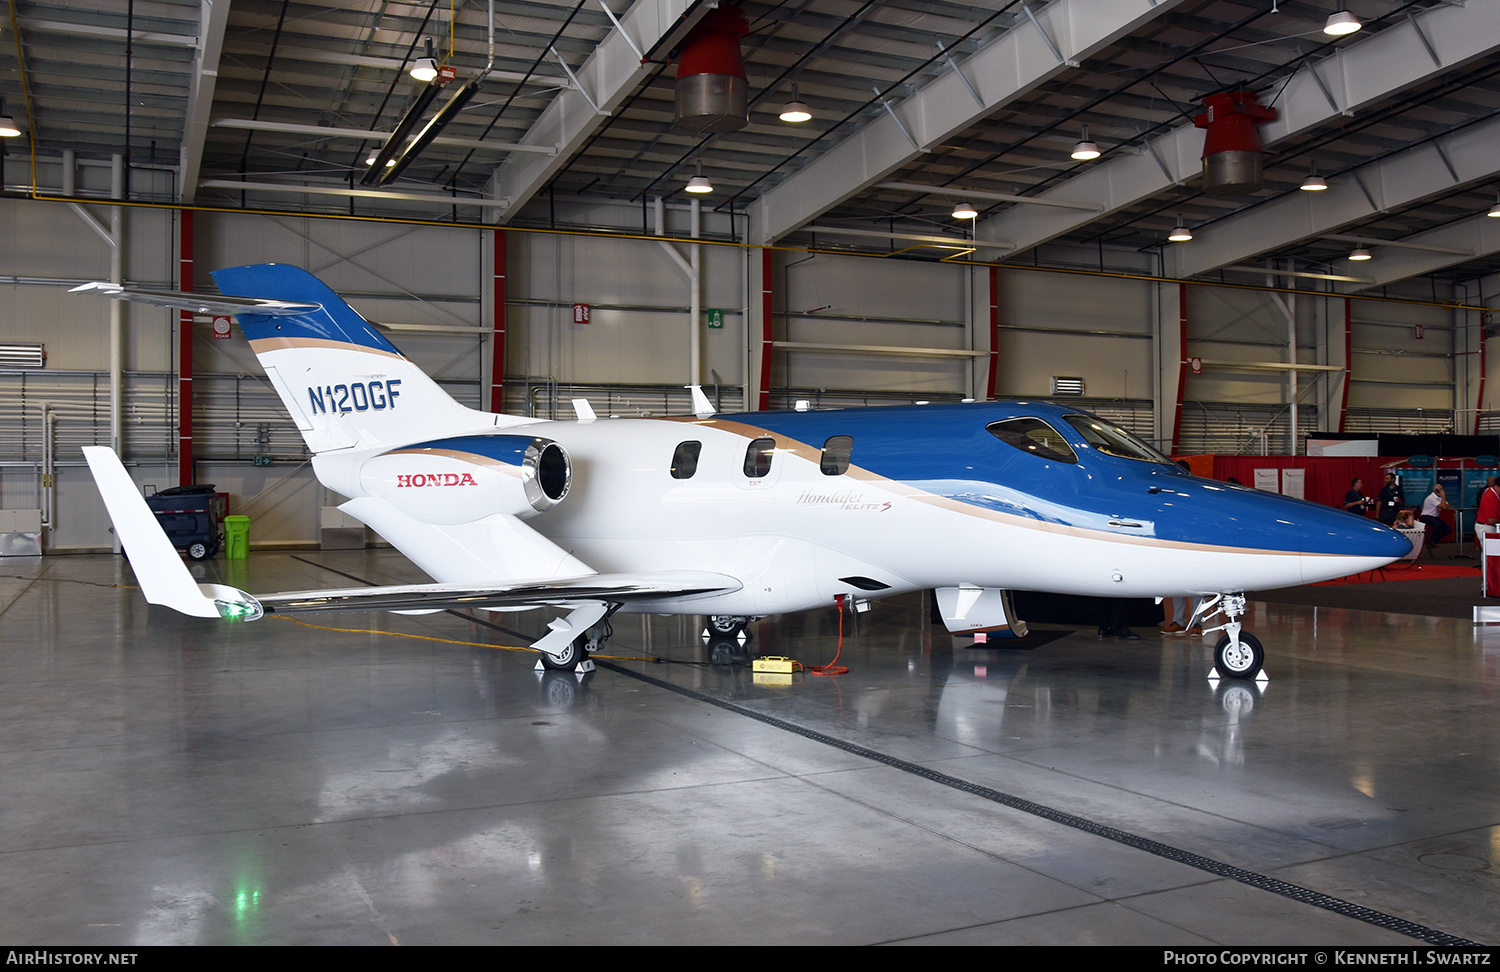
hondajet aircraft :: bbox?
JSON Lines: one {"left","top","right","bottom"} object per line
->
{"left": 76, "top": 264, "right": 1411, "bottom": 679}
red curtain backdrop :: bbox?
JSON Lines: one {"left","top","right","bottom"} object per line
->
{"left": 1207, "top": 456, "right": 1393, "bottom": 510}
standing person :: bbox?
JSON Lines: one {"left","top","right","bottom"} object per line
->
{"left": 1376, "top": 473, "right": 1404, "bottom": 526}
{"left": 1343, "top": 478, "right": 1373, "bottom": 515}
{"left": 1421, "top": 483, "right": 1453, "bottom": 550}
{"left": 1476, "top": 478, "right": 1500, "bottom": 544}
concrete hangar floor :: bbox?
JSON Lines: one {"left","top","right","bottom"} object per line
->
{"left": 1, "top": 549, "right": 1496, "bottom": 947}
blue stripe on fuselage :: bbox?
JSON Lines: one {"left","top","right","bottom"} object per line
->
{"left": 390, "top": 434, "right": 536, "bottom": 466}
{"left": 716, "top": 402, "right": 1409, "bottom": 559}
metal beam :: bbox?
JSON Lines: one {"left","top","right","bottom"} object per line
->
{"left": 876, "top": 181, "right": 1102, "bottom": 212}
{"left": 1169, "top": 113, "right": 1500, "bottom": 279}
{"left": 803, "top": 224, "right": 1012, "bottom": 250}
{"left": 979, "top": 0, "right": 1500, "bottom": 257}
{"left": 211, "top": 118, "right": 558, "bottom": 155}
{"left": 1340, "top": 214, "right": 1500, "bottom": 291}
{"left": 489, "top": 0, "right": 707, "bottom": 223}
{"left": 178, "top": 0, "right": 231, "bottom": 204}
{"left": 749, "top": 0, "right": 1189, "bottom": 246}
{"left": 197, "top": 179, "right": 512, "bottom": 208}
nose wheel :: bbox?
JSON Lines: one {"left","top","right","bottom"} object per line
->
{"left": 1213, "top": 630, "right": 1264, "bottom": 680}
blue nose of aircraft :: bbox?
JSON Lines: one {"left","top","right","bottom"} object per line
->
{"left": 1296, "top": 501, "right": 1416, "bottom": 582}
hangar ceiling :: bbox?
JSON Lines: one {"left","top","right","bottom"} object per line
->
{"left": 4, "top": 0, "right": 1500, "bottom": 292}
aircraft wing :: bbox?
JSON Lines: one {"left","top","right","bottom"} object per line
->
{"left": 82, "top": 446, "right": 739, "bottom": 623}
{"left": 255, "top": 571, "right": 741, "bottom": 615}
{"left": 69, "top": 282, "right": 320, "bottom": 317}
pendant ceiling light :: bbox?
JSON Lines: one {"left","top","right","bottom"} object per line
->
{"left": 1324, "top": 10, "right": 1362, "bottom": 36}
{"left": 410, "top": 37, "right": 439, "bottom": 83}
{"left": 1070, "top": 124, "right": 1100, "bottom": 161}
{"left": 1167, "top": 215, "right": 1193, "bottom": 242}
{"left": 952, "top": 201, "right": 978, "bottom": 220}
{"left": 779, "top": 83, "right": 811, "bottom": 123}
{"left": 685, "top": 160, "right": 713, "bottom": 194}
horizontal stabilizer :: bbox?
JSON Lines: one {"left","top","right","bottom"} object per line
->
{"left": 69, "top": 282, "right": 320, "bottom": 317}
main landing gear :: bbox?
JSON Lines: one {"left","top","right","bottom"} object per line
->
{"left": 534, "top": 603, "right": 617, "bottom": 674}
{"left": 1193, "top": 592, "right": 1265, "bottom": 681}
{"left": 704, "top": 615, "right": 755, "bottom": 641}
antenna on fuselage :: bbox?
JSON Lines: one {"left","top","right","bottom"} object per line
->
{"left": 572, "top": 398, "right": 597, "bottom": 423}
{"left": 687, "top": 385, "right": 716, "bottom": 419}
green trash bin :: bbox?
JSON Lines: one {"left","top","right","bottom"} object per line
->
{"left": 224, "top": 515, "right": 251, "bottom": 559}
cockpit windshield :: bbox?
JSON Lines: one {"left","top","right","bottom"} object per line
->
{"left": 987, "top": 418, "right": 1078, "bottom": 464}
{"left": 1063, "top": 415, "right": 1175, "bottom": 465}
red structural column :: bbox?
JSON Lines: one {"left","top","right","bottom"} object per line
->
{"left": 1475, "top": 308, "right": 1487, "bottom": 435}
{"left": 1171, "top": 282, "right": 1188, "bottom": 452}
{"left": 986, "top": 266, "right": 999, "bottom": 400}
{"left": 757, "top": 248, "right": 773, "bottom": 412}
{"left": 490, "top": 229, "right": 507, "bottom": 413}
{"left": 178, "top": 209, "right": 194, "bottom": 485}
{"left": 1339, "top": 297, "right": 1352, "bottom": 434}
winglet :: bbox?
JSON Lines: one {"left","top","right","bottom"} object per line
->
{"left": 687, "top": 385, "right": 715, "bottom": 418}
{"left": 81, "top": 447, "right": 262, "bottom": 620}
{"left": 572, "top": 398, "right": 597, "bottom": 423}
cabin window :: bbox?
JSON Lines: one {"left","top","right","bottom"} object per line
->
{"left": 671, "top": 441, "right": 702, "bottom": 479}
{"left": 987, "top": 418, "right": 1078, "bottom": 464}
{"left": 1063, "top": 415, "right": 1173, "bottom": 464}
{"left": 743, "top": 437, "right": 776, "bottom": 478}
{"left": 820, "top": 436, "right": 853, "bottom": 476}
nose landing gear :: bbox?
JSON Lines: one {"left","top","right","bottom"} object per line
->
{"left": 1194, "top": 592, "right": 1265, "bottom": 680}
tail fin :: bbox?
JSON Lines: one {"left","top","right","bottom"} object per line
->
{"left": 212, "top": 264, "right": 514, "bottom": 453}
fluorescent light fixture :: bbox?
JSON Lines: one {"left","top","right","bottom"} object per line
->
{"left": 779, "top": 83, "right": 811, "bottom": 123}
{"left": 685, "top": 160, "right": 712, "bottom": 194}
{"left": 1323, "top": 10, "right": 1362, "bottom": 36}
{"left": 1070, "top": 124, "right": 1100, "bottom": 161}
{"left": 410, "top": 37, "right": 439, "bottom": 82}
{"left": 1167, "top": 215, "right": 1193, "bottom": 242}
{"left": 1348, "top": 247, "right": 1372, "bottom": 261}
{"left": 952, "top": 201, "right": 978, "bottom": 220}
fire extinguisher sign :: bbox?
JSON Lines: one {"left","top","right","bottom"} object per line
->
{"left": 573, "top": 303, "right": 590, "bottom": 324}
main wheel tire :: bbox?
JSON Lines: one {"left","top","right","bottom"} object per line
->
{"left": 1214, "top": 631, "right": 1264, "bottom": 680}
{"left": 708, "top": 615, "right": 743, "bottom": 636}
{"left": 186, "top": 540, "right": 210, "bottom": 561}
{"left": 539, "top": 635, "right": 589, "bottom": 671}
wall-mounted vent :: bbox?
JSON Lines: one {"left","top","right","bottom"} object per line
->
{"left": 0, "top": 344, "right": 45, "bottom": 369}
{"left": 1051, "top": 376, "right": 1085, "bottom": 396}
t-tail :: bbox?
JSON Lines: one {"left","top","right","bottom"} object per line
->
{"left": 212, "top": 264, "right": 526, "bottom": 454}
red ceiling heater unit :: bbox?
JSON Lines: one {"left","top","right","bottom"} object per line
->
{"left": 1194, "top": 91, "right": 1277, "bottom": 196}
{"left": 674, "top": 6, "right": 750, "bottom": 133}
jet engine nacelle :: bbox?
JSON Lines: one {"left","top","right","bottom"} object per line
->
{"left": 358, "top": 434, "right": 571, "bottom": 525}
{"left": 935, "top": 585, "right": 1028, "bottom": 638}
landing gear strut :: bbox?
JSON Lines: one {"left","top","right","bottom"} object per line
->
{"left": 1194, "top": 592, "right": 1264, "bottom": 680}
